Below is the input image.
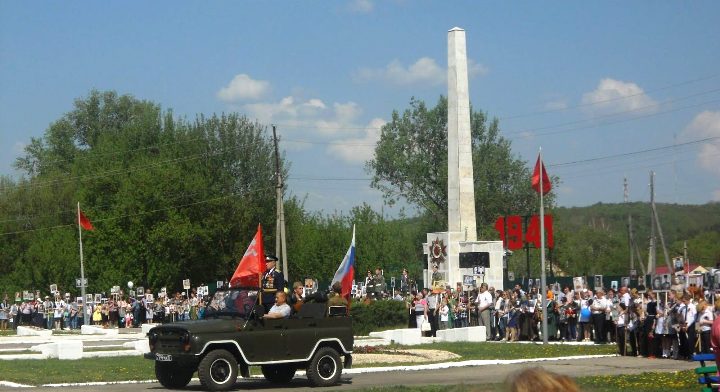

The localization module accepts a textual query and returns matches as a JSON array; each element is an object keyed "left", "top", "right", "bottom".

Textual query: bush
[{"left": 350, "top": 299, "right": 408, "bottom": 335}]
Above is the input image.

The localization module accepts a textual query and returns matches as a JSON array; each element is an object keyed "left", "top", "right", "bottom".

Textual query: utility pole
[
  {"left": 649, "top": 171, "right": 673, "bottom": 280},
  {"left": 625, "top": 178, "right": 634, "bottom": 272},
  {"left": 684, "top": 240, "right": 689, "bottom": 274},
  {"left": 272, "top": 125, "right": 289, "bottom": 281},
  {"left": 647, "top": 172, "right": 656, "bottom": 278}
]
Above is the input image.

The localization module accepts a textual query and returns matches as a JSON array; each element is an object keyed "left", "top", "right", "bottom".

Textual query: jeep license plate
[{"left": 156, "top": 353, "right": 173, "bottom": 362}]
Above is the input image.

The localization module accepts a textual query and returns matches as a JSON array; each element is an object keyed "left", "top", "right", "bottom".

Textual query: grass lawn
[{"left": 0, "top": 356, "right": 155, "bottom": 385}]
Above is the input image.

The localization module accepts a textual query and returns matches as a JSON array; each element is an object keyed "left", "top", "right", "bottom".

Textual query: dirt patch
[{"left": 352, "top": 349, "right": 461, "bottom": 365}]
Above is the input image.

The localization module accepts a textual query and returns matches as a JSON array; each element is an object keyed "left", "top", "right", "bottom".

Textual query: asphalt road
[{"left": 8, "top": 356, "right": 696, "bottom": 392}]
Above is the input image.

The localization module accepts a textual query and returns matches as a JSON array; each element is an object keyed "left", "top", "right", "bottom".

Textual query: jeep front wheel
[
  {"left": 155, "top": 361, "right": 193, "bottom": 389},
  {"left": 306, "top": 347, "right": 342, "bottom": 387},
  {"left": 198, "top": 349, "right": 238, "bottom": 391},
  {"left": 261, "top": 364, "right": 296, "bottom": 383}
]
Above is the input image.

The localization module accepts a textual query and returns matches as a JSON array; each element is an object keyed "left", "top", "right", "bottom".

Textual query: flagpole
[
  {"left": 77, "top": 202, "right": 89, "bottom": 324},
  {"left": 539, "top": 148, "right": 548, "bottom": 345}
]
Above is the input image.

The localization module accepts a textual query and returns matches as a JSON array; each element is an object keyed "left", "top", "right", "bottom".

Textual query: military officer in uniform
[
  {"left": 373, "top": 268, "right": 384, "bottom": 299},
  {"left": 262, "top": 255, "right": 285, "bottom": 313}
]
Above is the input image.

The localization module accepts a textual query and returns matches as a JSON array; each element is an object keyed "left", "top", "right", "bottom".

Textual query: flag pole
[
  {"left": 539, "top": 148, "right": 548, "bottom": 345},
  {"left": 77, "top": 202, "right": 89, "bottom": 324}
]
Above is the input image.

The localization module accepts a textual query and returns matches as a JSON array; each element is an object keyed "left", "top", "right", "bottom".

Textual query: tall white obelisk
[
  {"left": 424, "top": 28, "right": 504, "bottom": 296},
  {"left": 447, "top": 27, "right": 477, "bottom": 242}
]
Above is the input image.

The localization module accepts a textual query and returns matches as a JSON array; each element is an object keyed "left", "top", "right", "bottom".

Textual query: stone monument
[{"left": 423, "top": 28, "right": 504, "bottom": 291}]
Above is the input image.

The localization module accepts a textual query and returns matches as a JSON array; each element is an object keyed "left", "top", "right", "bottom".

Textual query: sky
[{"left": 1, "top": 1, "right": 719, "bottom": 217}]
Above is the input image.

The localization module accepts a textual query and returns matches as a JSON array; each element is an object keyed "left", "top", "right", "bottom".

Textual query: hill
[{"left": 533, "top": 202, "right": 720, "bottom": 276}]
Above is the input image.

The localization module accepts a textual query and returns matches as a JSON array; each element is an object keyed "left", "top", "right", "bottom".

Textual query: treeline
[
  {"left": 3, "top": 91, "right": 717, "bottom": 295},
  {"left": 0, "top": 91, "right": 432, "bottom": 295}
]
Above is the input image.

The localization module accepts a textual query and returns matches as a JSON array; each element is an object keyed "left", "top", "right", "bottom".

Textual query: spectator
[
  {"left": 546, "top": 290, "right": 558, "bottom": 341},
  {"left": 0, "top": 294, "right": 8, "bottom": 330},
  {"left": 495, "top": 291, "right": 508, "bottom": 341},
  {"left": 438, "top": 298, "right": 450, "bottom": 330},
  {"left": 591, "top": 290, "right": 609, "bottom": 344},
  {"left": 413, "top": 292, "right": 428, "bottom": 331},
  {"left": 697, "top": 299, "right": 714, "bottom": 354},
  {"left": 476, "top": 283, "right": 493, "bottom": 340}
]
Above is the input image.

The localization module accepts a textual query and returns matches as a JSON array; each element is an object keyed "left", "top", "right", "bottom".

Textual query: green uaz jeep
[{"left": 145, "top": 288, "right": 353, "bottom": 391}]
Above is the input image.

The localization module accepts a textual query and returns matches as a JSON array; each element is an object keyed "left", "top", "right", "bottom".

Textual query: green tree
[{"left": 366, "top": 96, "right": 553, "bottom": 236}]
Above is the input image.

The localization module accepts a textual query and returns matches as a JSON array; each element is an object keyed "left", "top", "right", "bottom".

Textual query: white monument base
[
  {"left": 17, "top": 326, "right": 52, "bottom": 337},
  {"left": 436, "top": 326, "right": 486, "bottom": 342},
  {"left": 30, "top": 341, "right": 83, "bottom": 359},
  {"left": 123, "top": 339, "right": 150, "bottom": 353},
  {"left": 369, "top": 329, "right": 424, "bottom": 346},
  {"left": 81, "top": 325, "right": 119, "bottom": 335},
  {"left": 141, "top": 323, "right": 159, "bottom": 334}
]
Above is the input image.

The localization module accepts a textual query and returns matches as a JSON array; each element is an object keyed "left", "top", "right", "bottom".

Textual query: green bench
[{"left": 694, "top": 353, "right": 718, "bottom": 392}]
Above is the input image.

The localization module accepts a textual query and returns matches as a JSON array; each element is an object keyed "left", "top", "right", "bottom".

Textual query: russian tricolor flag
[{"left": 331, "top": 225, "right": 355, "bottom": 300}]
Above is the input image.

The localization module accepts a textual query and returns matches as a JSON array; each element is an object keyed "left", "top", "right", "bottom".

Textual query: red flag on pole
[
  {"left": 531, "top": 154, "right": 552, "bottom": 195},
  {"left": 79, "top": 210, "right": 94, "bottom": 231},
  {"left": 230, "top": 224, "right": 266, "bottom": 288}
]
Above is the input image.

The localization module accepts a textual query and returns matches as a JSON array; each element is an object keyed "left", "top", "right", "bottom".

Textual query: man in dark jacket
[{"left": 262, "top": 255, "right": 285, "bottom": 312}]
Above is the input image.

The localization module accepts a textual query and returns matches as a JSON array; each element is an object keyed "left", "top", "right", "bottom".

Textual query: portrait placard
[
  {"left": 594, "top": 275, "right": 603, "bottom": 290},
  {"left": 621, "top": 277, "right": 630, "bottom": 288},
  {"left": 611, "top": 281, "right": 618, "bottom": 291},
  {"left": 86, "top": 294, "right": 94, "bottom": 304},
  {"left": 216, "top": 281, "right": 224, "bottom": 290},
  {"left": 94, "top": 294, "right": 102, "bottom": 303},
  {"left": 137, "top": 286, "right": 144, "bottom": 296},
  {"left": 129, "top": 290, "right": 136, "bottom": 298},
  {"left": 197, "top": 287, "right": 205, "bottom": 297},
  {"left": 183, "top": 279, "right": 191, "bottom": 290},
  {"left": 463, "top": 275, "right": 476, "bottom": 287},
  {"left": 76, "top": 296, "right": 83, "bottom": 305},
  {"left": 50, "top": 284, "right": 58, "bottom": 294},
  {"left": 573, "top": 277, "right": 585, "bottom": 293},
  {"left": 146, "top": 293, "right": 154, "bottom": 302},
  {"left": 508, "top": 271, "right": 515, "bottom": 281}
]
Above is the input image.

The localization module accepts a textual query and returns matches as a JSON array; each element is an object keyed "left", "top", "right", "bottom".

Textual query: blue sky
[{"left": 2, "top": 1, "right": 719, "bottom": 216}]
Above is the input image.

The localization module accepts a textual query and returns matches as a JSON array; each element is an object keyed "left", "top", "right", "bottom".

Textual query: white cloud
[
  {"left": 326, "top": 118, "right": 385, "bottom": 164},
  {"left": 354, "top": 57, "right": 488, "bottom": 86},
  {"left": 217, "top": 74, "right": 270, "bottom": 102},
  {"left": 681, "top": 110, "right": 720, "bottom": 175},
  {"left": 467, "top": 59, "right": 490, "bottom": 78},
  {"left": 713, "top": 189, "right": 720, "bottom": 201},
  {"left": 348, "top": 0, "right": 373, "bottom": 13},
  {"left": 581, "top": 78, "right": 657, "bottom": 117}
]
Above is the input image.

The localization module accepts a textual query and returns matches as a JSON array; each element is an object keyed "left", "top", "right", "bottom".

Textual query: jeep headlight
[{"left": 180, "top": 331, "right": 191, "bottom": 352}]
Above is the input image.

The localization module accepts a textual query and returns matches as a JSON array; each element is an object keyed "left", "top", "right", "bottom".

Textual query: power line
[
  {"left": 548, "top": 136, "right": 720, "bottom": 168},
  {"left": 498, "top": 72, "right": 720, "bottom": 120},
  {"left": 505, "top": 88, "right": 720, "bottom": 137}
]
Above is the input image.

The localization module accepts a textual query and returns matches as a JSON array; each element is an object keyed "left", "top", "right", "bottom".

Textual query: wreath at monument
[{"left": 429, "top": 237, "right": 447, "bottom": 263}]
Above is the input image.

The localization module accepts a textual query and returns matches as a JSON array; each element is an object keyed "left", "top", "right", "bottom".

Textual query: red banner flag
[
  {"left": 79, "top": 210, "right": 94, "bottom": 231},
  {"left": 531, "top": 155, "right": 552, "bottom": 195},
  {"left": 230, "top": 224, "right": 266, "bottom": 288}
]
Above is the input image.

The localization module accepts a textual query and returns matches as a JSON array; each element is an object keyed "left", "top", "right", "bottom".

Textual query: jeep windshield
[{"left": 204, "top": 288, "right": 259, "bottom": 319}]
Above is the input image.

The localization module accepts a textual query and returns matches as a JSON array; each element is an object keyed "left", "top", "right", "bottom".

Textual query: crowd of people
[
  {"left": 0, "top": 256, "right": 347, "bottom": 330},
  {"left": 3, "top": 259, "right": 715, "bottom": 364},
  {"left": 0, "top": 289, "right": 219, "bottom": 331},
  {"left": 395, "top": 278, "right": 715, "bottom": 360}
]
